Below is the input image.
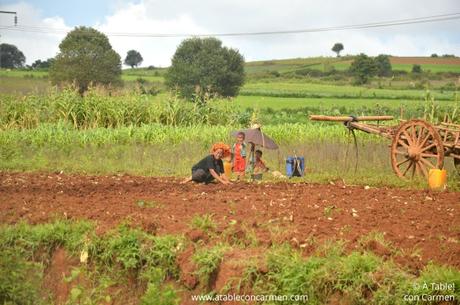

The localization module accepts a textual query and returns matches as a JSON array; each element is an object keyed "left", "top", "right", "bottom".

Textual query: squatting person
[{"left": 182, "top": 143, "right": 232, "bottom": 185}]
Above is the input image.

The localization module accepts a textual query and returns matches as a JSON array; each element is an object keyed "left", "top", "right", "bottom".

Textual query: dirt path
[{"left": 1, "top": 172, "right": 459, "bottom": 268}]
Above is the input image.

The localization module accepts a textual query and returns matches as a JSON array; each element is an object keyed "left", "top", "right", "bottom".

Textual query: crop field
[
  {"left": 1, "top": 56, "right": 459, "bottom": 304},
  {"left": 246, "top": 56, "right": 460, "bottom": 74}
]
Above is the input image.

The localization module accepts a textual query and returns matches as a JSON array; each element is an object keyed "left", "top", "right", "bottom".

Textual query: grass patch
[
  {"left": 190, "top": 214, "right": 217, "bottom": 232},
  {"left": 193, "top": 244, "right": 229, "bottom": 288},
  {"left": 1, "top": 220, "right": 459, "bottom": 304}
]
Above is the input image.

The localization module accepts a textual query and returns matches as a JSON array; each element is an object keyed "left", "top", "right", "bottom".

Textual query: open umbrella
[{"left": 231, "top": 124, "right": 279, "bottom": 149}]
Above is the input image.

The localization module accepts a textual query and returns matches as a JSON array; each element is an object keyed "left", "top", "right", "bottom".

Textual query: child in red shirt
[{"left": 232, "top": 132, "right": 247, "bottom": 180}]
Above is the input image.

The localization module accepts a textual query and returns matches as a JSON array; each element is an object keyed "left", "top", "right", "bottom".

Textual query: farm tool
[{"left": 310, "top": 115, "right": 460, "bottom": 179}]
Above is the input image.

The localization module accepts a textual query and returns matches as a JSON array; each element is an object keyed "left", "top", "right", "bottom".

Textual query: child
[
  {"left": 251, "top": 149, "right": 269, "bottom": 180},
  {"left": 232, "top": 132, "right": 247, "bottom": 180}
]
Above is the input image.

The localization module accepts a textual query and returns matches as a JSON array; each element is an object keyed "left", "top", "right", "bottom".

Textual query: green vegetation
[
  {"left": 0, "top": 88, "right": 248, "bottom": 129},
  {"left": 349, "top": 53, "right": 379, "bottom": 84},
  {"left": 0, "top": 220, "right": 93, "bottom": 304},
  {"left": 0, "top": 221, "right": 183, "bottom": 304},
  {"left": 193, "top": 244, "right": 228, "bottom": 288},
  {"left": 166, "top": 37, "right": 245, "bottom": 100},
  {"left": 50, "top": 26, "right": 122, "bottom": 93},
  {"left": 190, "top": 214, "right": 217, "bottom": 232},
  {"left": 4, "top": 220, "right": 459, "bottom": 304},
  {"left": 331, "top": 43, "right": 344, "bottom": 57},
  {"left": 1, "top": 55, "right": 459, "bottom": 189},
  {"left": 0, "top": 43, "right": 25, "bottom": 68},
  {"left": 124, "top": 49, "right": 144, "bottom": 68},
  {"left": 246, "top": 238, "right": 460, "bottom": 305},
  {"left": 240, "top": 81, "right": 458, "bottom": 101}
]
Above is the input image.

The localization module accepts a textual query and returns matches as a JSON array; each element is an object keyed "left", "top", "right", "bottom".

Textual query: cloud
[
  {"left": 1, "top": 0, "right": 459, "bottom": 66},
  {"left": 0, "top": 2, "right": 71, "bottom": 64},
  {"left": 95, "top": 1, "right": 209, "bottom": 67}
]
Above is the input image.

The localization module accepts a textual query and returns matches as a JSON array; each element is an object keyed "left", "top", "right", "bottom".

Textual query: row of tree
[
  {"left": 1, "top": 27, "right": 245, "bottom": 99},
  {"left": 0, "top": 27, "right": 449, "bottom": 99},
  {"left": 0, "top": 43, "right": 143, "bottom": 69}
]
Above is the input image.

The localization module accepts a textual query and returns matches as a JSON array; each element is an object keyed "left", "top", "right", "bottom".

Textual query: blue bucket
[{"left": 286, "top": 156, "right": 305, "bottom": 177}]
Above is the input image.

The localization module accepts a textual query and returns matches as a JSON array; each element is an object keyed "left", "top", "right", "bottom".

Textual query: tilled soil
[{"left": 1, "top": 172, "right": 459, "bottom": 269}]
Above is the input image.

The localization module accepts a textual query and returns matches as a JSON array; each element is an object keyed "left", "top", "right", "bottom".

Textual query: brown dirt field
[
  {"left": 1, "top": 172, "right": 459, "bottom": 270},
  {"left": 389, "top": 56, "right": 460, "bottom": 65}
]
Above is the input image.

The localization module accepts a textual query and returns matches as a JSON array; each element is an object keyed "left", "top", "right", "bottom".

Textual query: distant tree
[
  {"left": 0, "top": 43, "right": 25, "bottom": 68},
  {"left": 442, "top": 54, "right": 455, "bottom": 58},
  {"left": 349, "top": 53, "right": 377, "bottom": 84},
  {"left": 50, "top": 26, "right": 122, "bottom": 93},
  {"left": 431, "top": 53, "right": 438, "bottom": 58},
  {"left": 31, "top": 58, "right": 54, "bottom": 69},
  {"left": 332, "top": 43, "right": 344, "bottom": 57},
  {"left": 124, "top": 50, "right": 143, "bottom": 68},
  {"left": 411, "top": 64, "right": 422, "bottom": 73},
  {"left": 165, "top": 37, "right": 245, "bottom": 101},
  {"left": 374, "top": 54, "right": 392, "bottom": 77}
]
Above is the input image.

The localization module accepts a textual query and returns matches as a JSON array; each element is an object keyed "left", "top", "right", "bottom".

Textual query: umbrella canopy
[{"left": 231, "top": 126, "right": 279, "bottom": 150}]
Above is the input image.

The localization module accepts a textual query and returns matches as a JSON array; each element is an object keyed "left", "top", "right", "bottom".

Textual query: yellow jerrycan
[{"left": 428, "top": 169, "right": 447, "bottom": 191}]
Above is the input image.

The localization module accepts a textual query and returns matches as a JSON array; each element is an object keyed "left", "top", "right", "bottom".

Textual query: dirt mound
[{"left": 1, "top": 172, "right": 459, "bottom": 269}]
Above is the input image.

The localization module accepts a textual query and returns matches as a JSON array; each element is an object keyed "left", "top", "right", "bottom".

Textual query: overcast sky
[{"left": 1, "top": 0, "right": 459, "bottom": 67}]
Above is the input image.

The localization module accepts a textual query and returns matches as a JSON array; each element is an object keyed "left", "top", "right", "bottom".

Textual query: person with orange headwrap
[{"left": 181, "top": 143, "right": 232, "bottom": 185}]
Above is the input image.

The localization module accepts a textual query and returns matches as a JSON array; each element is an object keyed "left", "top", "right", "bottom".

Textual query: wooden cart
[{"left": 310, "top": 115, "right": 460, "bottom": 179}]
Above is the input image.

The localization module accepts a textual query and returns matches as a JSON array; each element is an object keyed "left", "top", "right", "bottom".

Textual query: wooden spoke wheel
[{"left": 391, "top": 119, "right": 444, "bottom": 179}]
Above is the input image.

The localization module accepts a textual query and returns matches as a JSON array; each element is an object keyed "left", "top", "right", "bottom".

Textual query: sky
[{"left": 0, "top": 0, "right": 459, "bottom": 67}]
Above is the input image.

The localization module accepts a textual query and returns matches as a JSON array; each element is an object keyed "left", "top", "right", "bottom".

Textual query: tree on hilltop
[{"left": 332, "top": 43, "right": 344, "bottom": 57}]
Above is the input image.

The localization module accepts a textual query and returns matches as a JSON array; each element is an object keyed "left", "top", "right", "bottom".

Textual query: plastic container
[
  {"left": 286, "top": 156, "right": 305, "bottom": 177},
  {"left": 223, "top": 160, "right": 232, "bottom": 178},
  {"left": 428, "top": 169, "right": 447, "bottom": 191}
]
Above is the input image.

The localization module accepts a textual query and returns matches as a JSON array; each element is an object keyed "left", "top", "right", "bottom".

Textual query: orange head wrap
[{"left": 211, "top": 142, "right": 231, "bottom": 157}]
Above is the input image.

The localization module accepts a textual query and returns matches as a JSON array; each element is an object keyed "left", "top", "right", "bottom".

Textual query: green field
[
  {"left": 241, "top": 81, "right": 457, "bottom": 100},
  {"left": 1, "top": 55, "right": 459, "bottom": 187},
  {"left": 330, "top": 62, "right": 460, "bottom": 73},
  {"left": 245, "top": 56, "right": 460, "bottom": 74}
]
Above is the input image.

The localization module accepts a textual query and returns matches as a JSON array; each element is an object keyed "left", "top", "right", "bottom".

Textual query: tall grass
[{"left": 0, "top": 86, "right": 249, "bottom": 129}]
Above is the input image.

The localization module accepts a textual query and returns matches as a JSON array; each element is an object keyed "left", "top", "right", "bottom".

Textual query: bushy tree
[
  {"left": 165, "top": 37, "right": 245, "bottom": 100},
  {"left": 374, "top": 54, "right": 392, "bottom": 77},
  {"left": 0, "top": 43, "right": 25, "bottom": 68},
  {"left": 31, "top": 58, "right": 54, "bottom": 69},
  {"left": 349, "top": 53, "right": 377, "bottom": 84},
  {"left": 124, "top": 50, "right": 143, "bottom": 68},
  {"left": 332, "top": 43, "right": 344, "bottom": 57},
  {"left": 412, "top": 64, "right": 422, "bottom": 73},
  {"left": 50, "top": 26, "right": 122, "bottom": 93}
]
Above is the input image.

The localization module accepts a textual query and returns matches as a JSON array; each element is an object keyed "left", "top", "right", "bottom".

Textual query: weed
[
  {"left": 190, "top": 214, "right": 217, "bottom": 232},
  {"left": 192, "top": 244, "right": 229, "bottom": 288}
]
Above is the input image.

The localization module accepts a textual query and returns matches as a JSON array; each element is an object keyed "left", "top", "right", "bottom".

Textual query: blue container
[{"left": 286, "top": 156, "right": 305, "bottom": 177}]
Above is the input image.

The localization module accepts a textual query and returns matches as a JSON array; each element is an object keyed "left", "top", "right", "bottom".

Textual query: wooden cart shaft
[{"left": 309, "top": 115, "right": 394, "bottom": 122}]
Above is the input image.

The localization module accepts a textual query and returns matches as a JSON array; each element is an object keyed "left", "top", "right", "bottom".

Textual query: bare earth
[{"left": 1, "top": 172, "right": 459, "bottom": 270}]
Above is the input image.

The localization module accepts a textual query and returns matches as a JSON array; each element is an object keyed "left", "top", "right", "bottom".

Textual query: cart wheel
[{"left": 391, "top": 119, "right": 444, "bottom": 179}]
